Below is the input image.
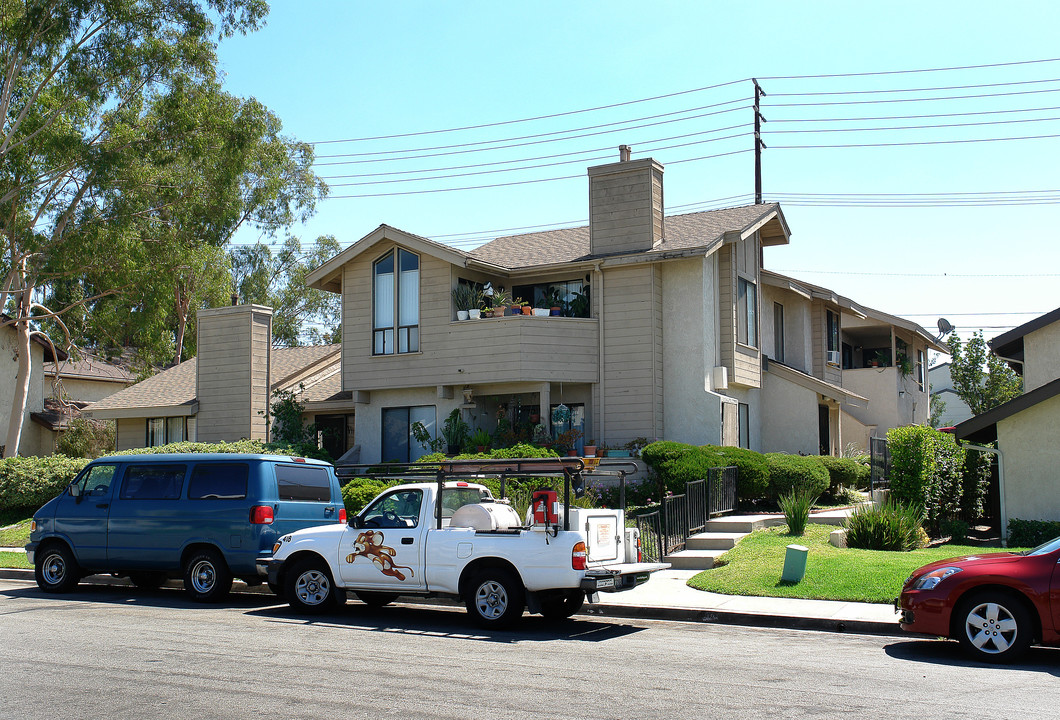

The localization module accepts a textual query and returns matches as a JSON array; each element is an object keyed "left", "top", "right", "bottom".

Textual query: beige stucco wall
[
  {"left": 843, "top": 367, "right": 900, "bottom": 432},
  {"left": 661, "top": 255, "right": 729, "bottom": 446},
  {"left": 760, "top": 284, "right": 812, "bottom": 374},
  {"left": 998, "top": 392, "right": 1060, "bottom": 523},
  {"left": 0, "top": 327, "right": 46, "bottom": 456},
  {"left": 1023, "top": 322, "right": 1060, "bottom": 392},
  {"left": 760, "top": 372, "right": 820, "bottom": 455},
  {"left": 839, "top": 409, "right": 876, "bottom": 454}
]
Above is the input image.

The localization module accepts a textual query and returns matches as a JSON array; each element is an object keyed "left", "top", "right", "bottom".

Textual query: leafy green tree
[
  {"left": 0, "top": 1, "right": 271, "bottom": 455},
  {"left": 231, "top": 235, "right": 342, "bottom": 345},
  {"left": 947, "top": 330, "right": 1023, "bottom": 416},
  {"left": 928, "top": 386, "right": 947, "bottom": 428}
]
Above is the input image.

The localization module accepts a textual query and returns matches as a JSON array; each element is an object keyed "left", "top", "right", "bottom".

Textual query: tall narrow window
[
  {"left": 737, "top": 277, "right": 757, "bottom": 347},
  {"left": 738, "top": 403, "right": 750, "bottom": 449},
  {"left": 773, "top": 302, "right": 784, "bottom": 362},
  {"left": 826, "top": 310, "right": 839, "bottom": 353},
  {"left": 373, "top": 249, "right": 419, "bottom": 355},
  {"left": 916, "top": 349, "right": 925, "bottom": 390}
]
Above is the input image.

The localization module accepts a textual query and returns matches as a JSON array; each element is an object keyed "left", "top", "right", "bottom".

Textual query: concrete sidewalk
[{"left": 0, "top": 556, "right": 901, "bottom": 637}]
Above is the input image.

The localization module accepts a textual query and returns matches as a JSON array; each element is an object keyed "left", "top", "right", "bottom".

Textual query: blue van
[{"left": 25, "top": 454, "right": 345, "bottom": 601}]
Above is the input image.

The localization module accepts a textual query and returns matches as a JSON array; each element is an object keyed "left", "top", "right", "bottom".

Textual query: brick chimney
[
  {"left": 195, "top": 304, "right": 273, "bottom": 443},
  {"left": 587, "top": 146, "right": 664, "bottom": 256}
]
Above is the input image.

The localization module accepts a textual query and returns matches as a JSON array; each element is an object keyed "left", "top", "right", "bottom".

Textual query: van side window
[
  {"left": 275, "top": 464, "right": 331, "bottom": 502},
  {"left": 74, "top": 464, "right": 118, "bottom": 498},
  {"left": 120, "top": 465, "right": 186, "bottom": 500},
  {"left": 188, "top": 463, "right": 250, "bottom": 500}
]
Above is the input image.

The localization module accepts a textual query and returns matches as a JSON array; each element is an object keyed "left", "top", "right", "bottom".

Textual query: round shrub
[
  {"left": 640, "top": 441, "right": 713, "bottom": 495},
  {"left": 703, "top": 445, "right": 770, "bottom": 500},
  {"left": 765, "top": 453, "right": 829, "bottom": 499},
  {"left": 818, "top": 456, "right": 861, "bottom": 495},
  {"left": 341, "top": 478, "right": 399, "bottom": 515}
]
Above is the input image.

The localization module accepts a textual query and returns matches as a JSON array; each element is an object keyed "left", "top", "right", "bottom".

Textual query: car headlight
[{"left": 912, "top": 566, "right": 962, "bottom": 590}]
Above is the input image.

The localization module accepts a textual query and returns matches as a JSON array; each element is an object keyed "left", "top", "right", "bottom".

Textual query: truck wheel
[
  {"left": 286, "top": 558, "right": 339, "bottom": 614},
  {"left": 35, "top": 544, "right": 80, "bottom": 593},
  {"left": 541, "top": 590, "right": 585, "bottom": 620},
  {"left": 356, "top": 591, "right": 398, "bottom": 608},
  {"left": 183, "top": 549, "right": 233, "bottom": 602},
  {"left": 466, "top": 568, "right": 525, "bottom": 629},
  {"left": 268, "top": 580, "right": 283, "bottom": 598}
]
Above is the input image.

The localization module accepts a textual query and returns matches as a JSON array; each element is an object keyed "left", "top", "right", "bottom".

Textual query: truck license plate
[{"left": 596, "top": 577, "right": 615, "bottom": 589}]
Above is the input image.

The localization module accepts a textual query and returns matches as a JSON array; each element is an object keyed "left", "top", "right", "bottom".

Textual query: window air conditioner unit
[{"left": 826, "top": 350, "right": 841, "bottom": 367}]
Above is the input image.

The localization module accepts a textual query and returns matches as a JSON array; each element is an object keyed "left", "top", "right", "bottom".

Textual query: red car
[{"left": 897, "top": 536, "right": 1060, "bottom": 662}]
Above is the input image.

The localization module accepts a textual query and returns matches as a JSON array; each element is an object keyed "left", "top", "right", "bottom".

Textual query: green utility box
[{"left": 781, "top": 544, "right": 809, "bottom": 583}]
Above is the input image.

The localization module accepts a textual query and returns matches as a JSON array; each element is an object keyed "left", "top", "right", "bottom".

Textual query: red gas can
[{"left": 531, "top": 489, "right": 558, "bottom": 525}]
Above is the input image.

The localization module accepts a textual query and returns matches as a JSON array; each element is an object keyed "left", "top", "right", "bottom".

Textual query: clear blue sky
[{"left": 215, "top": 1, "right": 1060, "bottom": 356}]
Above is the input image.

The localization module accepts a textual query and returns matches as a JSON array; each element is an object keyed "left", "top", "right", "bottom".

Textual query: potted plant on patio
[{"left": 451, "top": 284, "right": 481, "bottom": 321}]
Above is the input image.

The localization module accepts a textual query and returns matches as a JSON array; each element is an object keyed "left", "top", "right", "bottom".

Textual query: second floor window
[
  {"left": 826, "top": 310, "right": 839, "bottom": 353},
  {"left": 737, "top": 277, "right": 757, "bottom": 347},
  {"left": 374, "top": 248, "right": 419, "bottom": 355}
]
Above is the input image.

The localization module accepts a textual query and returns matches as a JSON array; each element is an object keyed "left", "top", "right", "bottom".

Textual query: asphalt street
[{"left": 2, "top": 578, "right": 1058, "bottom": 720}]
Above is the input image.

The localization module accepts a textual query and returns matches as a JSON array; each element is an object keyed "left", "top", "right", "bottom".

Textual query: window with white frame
[
  {"left": 373, "top": 248, "right": 419, "bottom": 355},
  {"left": 146, "top": 417, "right": 186, "bottom": 447},
  {"left": 737, "top": 277, "right": 757, "bottom": 347}
]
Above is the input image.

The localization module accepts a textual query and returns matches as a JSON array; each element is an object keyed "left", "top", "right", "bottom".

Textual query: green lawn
[
  {"left": 0, "top": 518, "right": 32, "bottom": 548},
  {"left": 0, "top": 551, "right": 31, "bottom": 569},
  {"left": 688, "top": 524, "right": 1016, "bottom": 604}
]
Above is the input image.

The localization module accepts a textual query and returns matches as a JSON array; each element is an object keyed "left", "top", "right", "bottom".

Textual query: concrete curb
[{"left": 0, "top": 568, "right": 902, "bottom": 637}]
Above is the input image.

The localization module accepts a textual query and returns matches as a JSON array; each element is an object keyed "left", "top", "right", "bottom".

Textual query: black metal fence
[
  {"left": 635, "top": 466, "right": 737, "bottom": 562},
  {"left": 870, "top": 436, "right": 890, "bottom": 492}
]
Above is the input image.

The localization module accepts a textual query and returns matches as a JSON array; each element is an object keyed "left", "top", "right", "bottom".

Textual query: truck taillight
[
  {"left": 572, "top": 541, "right": 587, "bottom": 571},
  {"left": 339, "top": 508, "right": 347, "bottom": 523},
  {"left": 250, "top": 505, "right": 274, "bottom": 524},
  {"left": 637, "top": 534, "right": 642, "bottom": 563}
]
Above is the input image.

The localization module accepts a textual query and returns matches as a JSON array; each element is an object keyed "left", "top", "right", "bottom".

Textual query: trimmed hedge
[
  {"left": 1007, "top": 518, "right": 1060, "bottom": 548},
  {"left": 341, "top": 478, "right": 401, "bottom": 515},
  {"left": 108, "top": 439, "right": 313, "bottom": 457},
  {"left": 703, "top": 446, "right": 771, "bottom": 500},
  {"left": 0, "top": 456, "right": 90, "bottom": 513},
  {"left": 764, "top": 453, "right": 829, "bottom": 498}
]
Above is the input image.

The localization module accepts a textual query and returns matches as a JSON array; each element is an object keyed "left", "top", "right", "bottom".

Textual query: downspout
[
  {"left": 595, "top": 263, "right": 604, "bottom": 443},
  {"left": 961, "top": 442, "right": 1007, "bottom": 547}
]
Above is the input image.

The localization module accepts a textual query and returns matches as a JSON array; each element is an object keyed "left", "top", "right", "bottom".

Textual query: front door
[
  {"left": 818, "top": 404, "right": 831, "bottom": 456},
  {"left": 53, "top": 463, "right": 119, "bottom": 570},
  {"left": 338, "top": 488, "right": 426, "bottom": 591}
]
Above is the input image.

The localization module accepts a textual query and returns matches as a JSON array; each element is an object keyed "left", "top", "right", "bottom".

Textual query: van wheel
[
  {"left": 465, "top": 568, "right": 525, "bottom": 629},
  {"left": 286, "top": 558, "right": 339, "bottom": 614},
  {"left": 129, "top": 571, "right": 166, "bottom": 590},
  {"left": 183, "top": 549, "right": 232, "bottom": 602},
  {"left": 356, "top": 591, "right": 398, "bottom": 608},
  {"left": 35, "top": 544, "right": 80, "bottom": 593},
  {"left": 541, "top": 590, "right": 585, "bottom": 620}
]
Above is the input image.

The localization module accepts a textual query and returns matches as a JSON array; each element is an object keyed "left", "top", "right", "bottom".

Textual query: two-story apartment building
[
  {"left": 301, "top": 152, "right": 942, "bottom": 463},
  {"left": 955, "top": 306, "right": 1060, "bottom": 528}
]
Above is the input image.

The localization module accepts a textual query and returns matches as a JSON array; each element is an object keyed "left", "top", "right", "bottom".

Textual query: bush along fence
[{"left": 635, "top": 466, "right": 737, "bottom": 562}]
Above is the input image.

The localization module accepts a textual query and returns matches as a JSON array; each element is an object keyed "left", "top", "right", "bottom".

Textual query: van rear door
[{"left": 272, "top": 463, "right": 342, "bottom": 537}]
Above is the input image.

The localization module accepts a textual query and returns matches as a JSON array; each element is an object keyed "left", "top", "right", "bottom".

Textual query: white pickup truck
[{"left": 262, "top": 459, "right": 668, "bottom": 628}]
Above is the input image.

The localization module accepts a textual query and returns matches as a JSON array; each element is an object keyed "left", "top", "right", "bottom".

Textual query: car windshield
[{"left": 1025, "top": 536, "right": 1060, "bottom": 556}]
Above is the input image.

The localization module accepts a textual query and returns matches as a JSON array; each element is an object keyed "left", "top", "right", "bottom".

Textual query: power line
[
  {"left": 771, "top": 132, "right": 1060, "bottom": 150},
  {"left": 769, "top": 86, "right": 1060, "bottom": 107},
  {"left": 766, "top": 115, "right": 1060, "bottom": 135},
  {"left": 757, "top": 57, "right": 1060, "bottom": 80},
  {"left": 309, "top": 79, "right": 749, "bottom": 145},
  {"left": 773, "top": 270, "right": 1060, "bottom": 278},
  {"left": 768, "top": 104, "right": 1060, "bottom": 123},
  {"left": 768, "top": 77, "right": 1060, "bottom": 97}
]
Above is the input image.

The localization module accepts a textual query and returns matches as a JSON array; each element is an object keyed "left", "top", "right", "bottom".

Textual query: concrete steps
[{"left": 661, "top": 508, "right": 857, "bottom": 570}]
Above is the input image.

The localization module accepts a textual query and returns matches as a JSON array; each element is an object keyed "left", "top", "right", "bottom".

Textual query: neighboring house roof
[
  {"left": 44, "top": 355, "right": 136, "bottom": 384},
  {"left": 307, "top": 204, "right": 790, "bottom": 291},
  {"left": 764, "top": 357, "right": 868, "bottom": 406},
  {"left": 954, "top": 376, "right": 1060, "bottom": 444},
  {"left": 31, "top": 398, "right": 91, "bottom": 432},
  {"left": 87, "top": 345, "right": 340, "bottom": 419},
  {"left": 761, "top": 269, "right": 947, "bottom": 353},
  {"left": 989, "top": 305, "right": 1060, "bottom": 371}
]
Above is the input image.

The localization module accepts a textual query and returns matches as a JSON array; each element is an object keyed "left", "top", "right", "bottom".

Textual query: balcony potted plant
[
  {"left": 545, "top": 287, "right": 564, "bottom": 316},
  {"left": 451, "top": 284, "right": 481, "bottom": 321},
  {"left": 488, "top": 289, "right": 513, "bottom": 318}
]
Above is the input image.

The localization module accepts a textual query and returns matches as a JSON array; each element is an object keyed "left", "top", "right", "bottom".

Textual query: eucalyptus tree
[{"left": 0, "top": 0, "right": 283, "bottom": 456}]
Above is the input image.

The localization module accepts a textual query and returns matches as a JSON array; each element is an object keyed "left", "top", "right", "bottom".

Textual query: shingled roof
[
  {"left": 469, "top": 203, "right": 784, "bottom": 269},
  {"left": 88, "top": 345, "right": 340, "bottom": 416}
]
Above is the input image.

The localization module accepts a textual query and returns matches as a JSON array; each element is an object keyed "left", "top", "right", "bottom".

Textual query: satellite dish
[{"left": 937, "top": 318, "right": 954, "bottom": 336}]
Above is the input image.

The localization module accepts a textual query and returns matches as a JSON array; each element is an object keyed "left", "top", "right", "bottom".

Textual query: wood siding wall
[
  {"left": 116, "top": 418, "right": 141, "bottom": 451},
  {"left": 811, "top": 301, "right": 842, "bottom": 385},
  {"left": 341, "top": 242, "right": 599, "bottom": 392},
  {"left": 195, "top": 306, "right": 271, "bottom": 442},
  {"left": 588, "top": 160, "right": 663, "bottom": 255},
  {"left": 599, "top": 264, "right": 662, "bottom": 441},
  {"left": 719, "top": 236, "right": 762, "bottom": 388}
]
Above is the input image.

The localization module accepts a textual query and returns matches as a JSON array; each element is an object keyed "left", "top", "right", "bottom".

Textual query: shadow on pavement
[
  {"left": 1, "top": 581, "right": 647, "bottom": 643},
  {"left": 884, "top": 639, "right": 1060, "bottom": 675}
]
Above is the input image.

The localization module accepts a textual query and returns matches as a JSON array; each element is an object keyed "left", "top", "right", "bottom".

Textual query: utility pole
[{"left": 753, "top": 78, "right": 766, "bottom": 204}]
